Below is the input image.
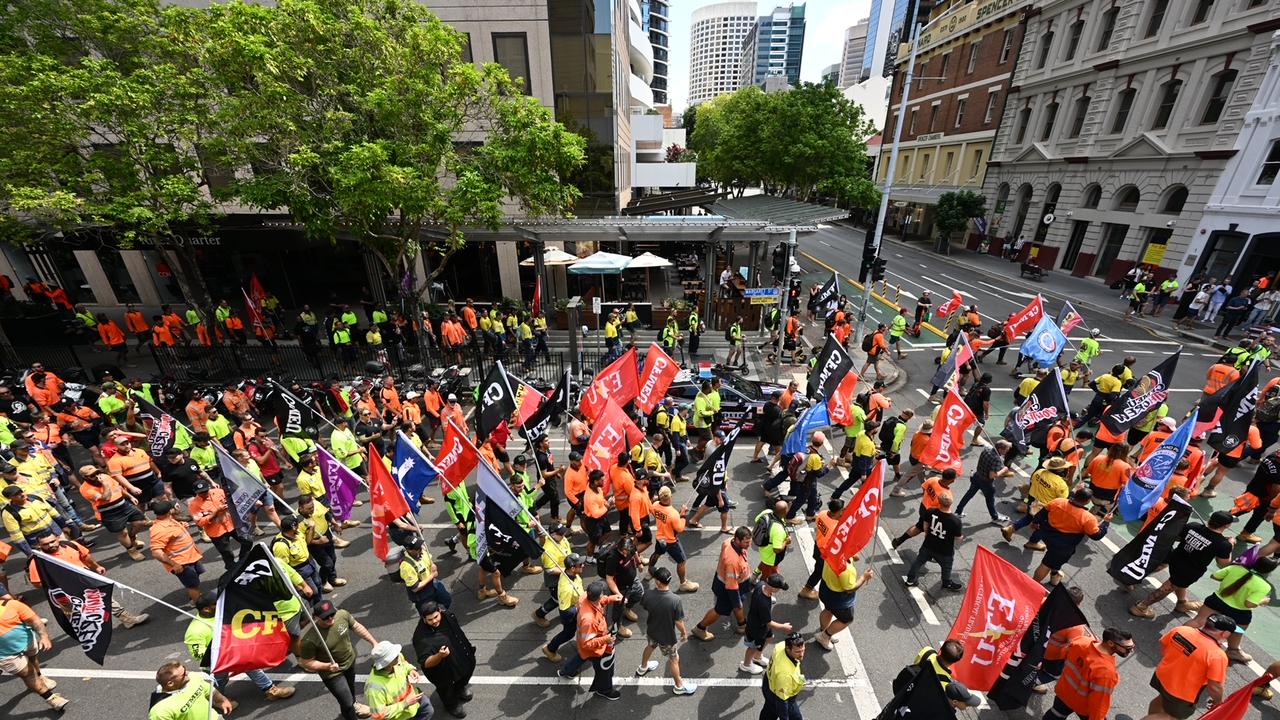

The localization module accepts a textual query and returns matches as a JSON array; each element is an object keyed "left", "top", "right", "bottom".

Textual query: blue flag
[
  {"left": 392, "top": 431, "right": 439, "bottom": 509},
  {"left": 1117, "top": 414, "right": 1195, "bottom": 522},
  {"left": 1018, "top": 316, "right": 1068, "bottom": 368},
  {"left": 783, "top": 401, "right": 830, "bottom": 456}
]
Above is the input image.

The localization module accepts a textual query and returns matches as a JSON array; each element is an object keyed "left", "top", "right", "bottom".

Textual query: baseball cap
[
  {"left": 404, "top": 534, "right": 423, "bottom": 549},
  {"left": 513, "top": 455, "right": 528, "bottom": 466},
  {"left": 280, "top": 515, "right": 301, "bottom": 531},
  {"left": 314, "top": 600, "right": 338, "bottom": 620},
  {"left": 1, "top": 485, "right": 22, "bottom": 499},
  {"left": 564, "top": 553, "right": 586, "bottom": 567},
  {"left": 1209, "top": 510, "right": 1236, "bottom": 527},
  {"left": 8, "top": 440, "right": 28, "bottom": 451},
  {"left": 568, "top": 451, "right": 583, "bottom": 462},
  {"left": 766, "top": 575, "right": 789, "bottom": 590},
  {"left": 150, "top": 499, "right": 175, "bottom": 515},
  {"left": 549, "top": 523, "right": 569, "bottom": 536},
  {"left": 946, "top": 681, "right": 981, "bottom": 708},
  {"left": 652, "top": 566, "right": 673, "bottom": 584},
  {"left": 446, "top": 393, "right": 458, "bottom": 402},
  {"left": 192, "top": 479, "right": 210, "bottom": 493}
]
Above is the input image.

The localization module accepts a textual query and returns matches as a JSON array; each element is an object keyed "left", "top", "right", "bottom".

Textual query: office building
[
  {"left": 688, "top": 1, "right": 757, "bottom": 106},
  {"left": 643, "top": 0, "right": 671, "bottom": 105},
  {"left": 821, "top": 63, "right": 841, "bottom": 85},
  {"left": 839, "top": 18, "right": 869, "bottom": 87},
  {"left": 739, "top": 4, "right": 807, "bottom": 89}
]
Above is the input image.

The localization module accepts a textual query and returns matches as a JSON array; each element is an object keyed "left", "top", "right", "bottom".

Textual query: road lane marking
[{"left": 978, "top": 281, "right": 1036, "bottom": 299}]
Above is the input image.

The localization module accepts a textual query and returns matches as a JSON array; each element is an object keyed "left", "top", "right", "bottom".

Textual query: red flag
[
  {"left": 948, "top": 546, "right": 1047, "bottom": 691},
  {"left": 820, "top": 460, "right": 883, "bottom": 571},
  {"left": 1004, "top": 294, "right": 1045, "bottom": 341},
  {"left": 584, "top": 399, "right": 644, "bottom": 473},
  {"left": 919, "top": 387, "right": 976, "bottom": 472},
  {"left": 935, "top": 290, "right": 964, "bottom": 318},
  {"left": 513, "top": 379, "right": 545, "bottom": 427},
  {"left": 368, "top": 447, "right": 412, "bottom": 562},
  {"left": 242, "top": 287, "right": 266, "bottom": 334},
  {"left": 1199, "top": 674, "right": 1274, "bottom": 720},
  {"left": 434, "top": 420, "right": 479, "bottom": 496},
  {"left": 579, "top": 347, "right": 640, "bottom": 420},
  {"left": 826, "top": 371, "right": 861, "bottom": 426},
  {"left": 249, "top": 273, "right": 268, "bottom": 307},
  {"left": 211, "top": 543, "right": 296, "bottom": 675},
  {"left": 531, "top": 275, "right": 542, "bottom": 318},
  {"left": 635, "top": 343, "right": 681, "bottom": 414}
]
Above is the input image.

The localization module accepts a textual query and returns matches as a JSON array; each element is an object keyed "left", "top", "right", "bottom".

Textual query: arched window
[
  {"left": 1113, "top": 185, "right": 1141, "bottom": 211},
  {"left": 1152, "top": 79, "right": 1182, "bottom": 130},
  {"left": 1159, "top": 185, "right": 1189, "bottom": 214},
  {"left": 1081, "top": 183, "right": 1102, "bottom": 209}
]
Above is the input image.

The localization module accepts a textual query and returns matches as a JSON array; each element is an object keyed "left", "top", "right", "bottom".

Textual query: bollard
[{"left": 895, "top": 285, "right": 902, "bottom": 305}]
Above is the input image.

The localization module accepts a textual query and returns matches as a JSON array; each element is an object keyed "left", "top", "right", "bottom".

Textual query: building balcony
[
  {"left": 630, "top": 111, "right": 664, "bottom": 143},
  {"left": 629, "top": 72, "right": 655, "bottom": 110},
  {"left": 633, "top": 161, "right": 697, "bottom": 188},
  {"left": 629, "top": 19, "right": 655, "bottom": 82}
]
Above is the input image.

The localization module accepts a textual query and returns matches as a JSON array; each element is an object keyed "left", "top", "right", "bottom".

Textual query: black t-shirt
[
  {"left": 1245, "top": 455, "right": 1280, "bottom": 497},
  {"left": 1170, "top": 523, "right": 1232, "bottom": 573},
  {"left": 605, "top": 548, "right": 639, "bottom": 589},
  {"left": 3, "top": 393, "right": 36, "bottom": 424},
  {"left": 964, "top": 384, "right": 991, "bottom": 416},
  {"left": 919, "top": 509, "right": 963, "bottom": 556},
  {"left": 745, "top": 582, "right": 775, "bottom": 640},
  {"left": 162, "top": 458, "right": 202, "bottom": 499}
]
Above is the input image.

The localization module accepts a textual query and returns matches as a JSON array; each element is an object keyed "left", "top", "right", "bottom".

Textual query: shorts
[
  {"left": 131, "top": 475, "right": 164, "bottom": 505},
  {"left": 1091, "top": 435, "right": 1115, "bottom": 450},
  {"left": 1129, "top": 299, "right": 1143, "bottom": 311},
  {"left": 908, "top": 455, "right": 920, "bottom": 467},
  {"left": 1126, "top": 428, "right": 1149, "bottom": 446},
  {"left": 712, "top": 577, "right": 744, "bottom": 615},
  {"left": 885, "top": 452, "right": 901, "bottom": 467},
  {"left": 567, "top": 497, "right": 584, "bottom": 515},
  {"left": 99, "top": 500, "right": 145, "bottom": 533},
  {"left": 889, "top": 335, "right": 902, "bottom": 346},
  {"left": 1218, "top": 455, "right": 1241, "bottom": 469},
  {"left": 0, "top": 645, "right": 37, "bottom": 675},
  {"left": 632, "top": 521, "right": 653, "bottom": 545},
  {"left": 584, "top": 515, "right": 610, "bottom": 544},
  {"left": 693, "top": 426, "right": 712, "bottom": 441},
  {"left": 285, "top": 612, "right": 303, "bottom": 637},
  {"left": 1168, "top": 562, "right": 1205, "bottom": 590},
  {"left": 175, "top": 562, "right": 206, "bottom": 589},
  {"left": 264, "top": 472, "right": 285, "bottom": 486},
  {"left": 1149, "top": 674, "right": 1197, "bottom": 720},
  {"left": 1205, "top": 593, "right": 1253, "bottom": 627},
  {"left": 1088, "top": 485, "right": 1118, "bottom": 502},
  {"left": 646, "top": 640, "right": 679, "bottom": 658},
  {"left": 743, "top": 633, "right": 768, "bottom": 651},
  {"left": 654, "top": 539, "right": 687, "bottom": 565},
  {"left": 1041, "top": 544, "right": 1075, "bottom": 572},
  {"left": 818, "top": 584, "right": 855, "bottom": 624}
]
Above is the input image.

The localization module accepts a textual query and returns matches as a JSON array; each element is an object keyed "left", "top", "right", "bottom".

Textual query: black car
[{"left": 664, "top": 366, "right": 807, "bottom": 434}]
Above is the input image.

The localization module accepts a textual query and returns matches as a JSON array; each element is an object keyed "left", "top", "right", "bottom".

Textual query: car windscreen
[{"left": 719, "top": 373, "right": 761, "bottom": 400}]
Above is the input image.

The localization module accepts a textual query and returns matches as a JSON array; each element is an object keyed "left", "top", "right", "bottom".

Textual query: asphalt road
[{"left": 3, "top": 226, "right": 1279, "bottom": 720}]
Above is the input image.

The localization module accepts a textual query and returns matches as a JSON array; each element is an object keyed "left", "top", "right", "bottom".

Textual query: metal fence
[{"left": 1, "top": 344, "right": 91, "bottom": 381}]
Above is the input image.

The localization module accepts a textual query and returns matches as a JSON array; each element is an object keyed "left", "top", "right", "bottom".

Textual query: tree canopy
[
  {"left": 934, "top": 190, "right": 987, "bottom": 254},
  {"left": 688, "top": 83, "right": 880, "bottom": 207}
]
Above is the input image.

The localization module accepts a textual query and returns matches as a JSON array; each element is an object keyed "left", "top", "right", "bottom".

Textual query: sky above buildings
[{"left": 666, "top": 0, "right": 872, "bottom": 111}]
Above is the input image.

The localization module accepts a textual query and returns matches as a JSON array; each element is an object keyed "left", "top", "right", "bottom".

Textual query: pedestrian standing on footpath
[{"left": 635, "top": 566, "right": 696, "bottom": 695}]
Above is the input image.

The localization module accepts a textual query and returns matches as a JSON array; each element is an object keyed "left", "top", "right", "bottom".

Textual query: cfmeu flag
[
  {"left": 316, "top": 447, "right": 360, "bottom": 522},
  {"left": 820, "top": 460, "right": 883, "bottom": 571},
  {"left": 135, "top": 398, "right": 192, "bottom": 458},
  {"left": 435, "top": 420, "right": 479, "bottom": 496},
  {"left": 1018, "top": 315, "right": 1068, "bottom": 367},
  {"left": 826, "top": 371, "right": 862, "bottom": 426},
  {"left": 947, "top": 546, "right": 1046, "bottom": 691},
  {"left": 1102, "top": 351, "right": 1181, "bottom": 435},
  {"left": 211, "top": 543, "right": 296, "bottom": 675},
  {"left": 1004, "top": 294, "right": 1045, "bottom": 341},
  {"left": 369, "top": 446, "right": 412, "bottom": 562},
  {"left": 783, "top": 401, "right": 831, "bottom": 456},
  {"left": 807, "top": 335, "right": 854, "bottom": 400},
  {"left": 1208, "top": 361, "right": 1260, "bottom": 454},
  {"left": 475, "top": 363, "right": 517, "bottom": 443},
  {"left": 635, "top": 343, "right": 681, "bottom": 414},
  {"left": 1055, "top": 301, "right": 1084, "bottom": 335},
  {"left": 33, "top": 552, "right": 115, "bottom": 664},
  {"left": 394, "top": 431, "right": 439, "bottom": 509},
  {"left": 580, "top": 347, "right": 640, "bottom": 421},
  {"left": 584, "top": 398, "right": 644, "bottom": 473},
  {"left": 935, "top": 290, "right": 965, "bottom": 318},
  {"left": 1005, "top": 366, "right": 1069, "bottom": 446},
  {"left": 1117, "top": 412, "right": 1194, "bottom": 522},
  {"left": 919, "top": 388, "right": 975, "bottom": 473},
  {"left": 1108, "top": 493, "right": 1191, "bottom": 584}
]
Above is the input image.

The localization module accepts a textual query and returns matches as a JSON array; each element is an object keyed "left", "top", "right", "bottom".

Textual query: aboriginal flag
[{"left": 210, "top": 543, "right": 297, "bottom": 675}]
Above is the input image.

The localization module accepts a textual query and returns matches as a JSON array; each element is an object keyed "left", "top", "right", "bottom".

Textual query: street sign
[
  {"left": 744, "top": 288, "right": 780, "bottom": 305},
  {"left": 592, "top": 296, "right": 602, "bottom": 315}
]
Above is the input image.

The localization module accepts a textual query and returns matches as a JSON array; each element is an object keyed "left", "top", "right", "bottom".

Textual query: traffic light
[
  {"left": 858, "top": 231, "right": 878, "bottom": 284},
  {"left": 871, "top": 257, "right": 888, "bottom": 282},
  {"left": 771, "top": 242, "right": 788, "bottom": 281}
]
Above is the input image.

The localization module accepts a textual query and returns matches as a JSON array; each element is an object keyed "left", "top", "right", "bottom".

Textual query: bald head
[{"left": 773, "top": 499, "right": 790, "bottom": 517}]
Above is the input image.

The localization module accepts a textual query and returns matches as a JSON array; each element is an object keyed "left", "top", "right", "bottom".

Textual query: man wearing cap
[
  {"left": 2, "top": 484, "right": 72, "bottom": 556},
  {"left": 760, "top": 632, "right": 807, "bottom": 720},
  {"left": 189, "top": 478, "right": 246, "bottom": 572},
  {"left": 1131, "top": 511, "right": 1235, "bottom": 619},
  {"left": 106, "top": 434, "right": 165, "bottom": 507},
  {"left": 184, "top": 592, "right": 295, "bottom": 703},
  {"left": 558, "top": 579, "right": 623, "bottom": 701},
  {"left": 148, "top": 499, "right": 205, "bottom": 605},
  {"left": 532, "top": 523, "right": 571, "bottom": 628},
  {"left": 400, "top": 534, "right": 452, "bottom": 611},
  {"left": 540, "top": 552, "right": 587, "bottom": 663},
  {"left": 741, "top": 573, "right": 792, "bottom": 675},
  {"left": 298, "top": 599, "right": 379, "bottom": 720},
  {"left": 635, "top": 566, "right": 695, "bottom": 695},
  {"left": 442, "top": 395, "right": 466, "bottom": 436},
  {"left": 365, "top": 640, "right": 431, "bottom": 720},
  {"left": 1042, "top": 627, "right": 1131, "bottom": 720},
  {"left": 1145, "top": 616, "right": 1233, "bottom": 720},
  {"left": 78, "top": 462, "right": 149, "bottom": 556},
  {"left": 1003, "top": 457, "right": 1072, "bottom": 545},
  {"left": 298, "top": 495, "right": 349, "bottom": 592},
  {"left": 1074, "top": 329, "right": 1102, "bottom": 382},
  {"left": 1028, "top": 487, "right": 1111, "bottom": 584},
  {"left": 413, "top": 601, "right": 476, "bottom": 718},
  {"left": 273, "top": 514, "right": 324, "bottom": 600}
]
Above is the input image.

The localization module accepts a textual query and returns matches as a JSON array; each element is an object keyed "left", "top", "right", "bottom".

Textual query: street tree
[
  {"left": 201, "top": 0, "right": 586, "bottom": 314},
  {"left": 933, "top": 190, "right": 987, "bottom": 255}
]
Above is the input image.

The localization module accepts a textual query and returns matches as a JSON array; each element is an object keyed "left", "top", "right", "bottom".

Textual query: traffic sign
[
  {"left": 744, "top": 288, "right": 780, "bottom": 305},
  {"left": 592, "top": 296, "right": 602, "bottom": 315}
]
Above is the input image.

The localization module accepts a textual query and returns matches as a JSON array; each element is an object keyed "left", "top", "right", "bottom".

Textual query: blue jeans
[
  {"left": 548, "top": 607, "right": 578, "bottom": 653},
  {"left": 955, "top": 479, "right": 999, "bottom": 519},
  {"left": 408, "top": 578, "right": 453, "bottom": 611},
  {"left": 214, "top": 668, "right": 274, "bottom": 691},
  {"left": 560, "top": 649, "right": 615, "bottom": 693}
]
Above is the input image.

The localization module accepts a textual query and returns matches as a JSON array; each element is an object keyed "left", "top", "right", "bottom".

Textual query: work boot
[
  {"left": 118, "top": 610, "right": 150, "bottom": 629},
  {"left": 522, "top": 564, "right": 543, "bottom": 575},
  {"left": 623, "top": 608, "right": 639, "bottom": 622},
  {"left": 617, "top": 625, "right": 633, "bottom": 638},
  {"left": 333, "top": 537, "right": 352, "bottom": 549},
  {"left": 1023, "top": 541, "right": 1047, "bottom": 551},
  {"left": 46, "top": 693, "right": 70, "bottom": 711},
  {"left": 678, "top": 580, "right": 699, "bottom": 593},
  {"left": 1000, "top": 525, "right": 1015, "bottom": 543},
  {"left": 541, "top": 645, "right": 563, "bottom": 663},
  {"left": 264, "top": 685, "right": 296, "bottom": 700},
  {"left": 532, "top": 610, "right": 551, "bottom": 628},
  {"left": 1174, "top": 600, "right": 1202, "bottom": 614},
  {"left": 127, "top": 545, "right": 146, "bottom": 562},
  {"left": 797, "top": 586, "right": 819, "bottom": 600},
  {"left": 478, "top": 588, "right": 500, "bottom": 600},
  {"left": 354, "top": 703, "right": 372, "bottom": 718},
  {"left": 1128, "top": 603, "right": 1155, "bottom": 619},
  {"left": 496, "top": 593, "right": 519, "bottom": 607}
]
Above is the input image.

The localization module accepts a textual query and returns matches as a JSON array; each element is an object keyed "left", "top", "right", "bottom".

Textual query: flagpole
[
  {"left": 269, "top": 379, "right": 341, "bottom": 434},
  {"left": 261, "top": 543, "right": 338, "bottom": 667},
  {"left": 494, "top": 361, "right": 550, "bottom": 503},
  {"left": 33, "top": 551, "right": 198, "bottom": 620}
]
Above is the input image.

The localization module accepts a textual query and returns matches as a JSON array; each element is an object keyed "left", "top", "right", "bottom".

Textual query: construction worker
[
  {"left": 1, "top": 485, "right": 72, "bottom": 556},
  {"left": 400, "top": 534, "right": 451, "bottom": 611},
  {"left": 557, "top": 579, "right": 623, "bottom": 701},
  {"left": 1041, "top": 628, "right": 1132, "bottom": 720},
  {"left": 105, "top": 434, "right": 165, "bottom": 506},
  {"left": 28, "top": 530, "right": 149, "bottom": 628},
  {"left": 77, "top": 464, "right": 149, "bottom": 560},
  {"left": 96, "top": 313, "right": 127, "bottom": 364},
  {"left": 691, "top": 381, "right": 716, "bottom": 457},
  {"left": 1029, "top": 487, "right": 1111, "bottom": 584},
  {"left": 691, "top": 526, "right": 752, "bottom": 640},
  {"left": 1130, "top": 511, "right": 1235, "bottom": 618},
  {"left": 0, "top": 594, "right": 70, "bottom": 711},
  {"left": 148, "top": 499, "right": 205, "bottom": 605},
  {"left": 889, "top": 307, "right": 909, "bottom": 360},
  {"left": 188, "top": 479, "right": 245, "bottom": 572},
  {"left": 272, "top": 515, "right": 323, "bottom": 600},
  {"left": 1145, "top": 616, "right": 1234, "bottom": 720},
  {"left": 365, "top": 641, "right": 430, "bottom": 720}
]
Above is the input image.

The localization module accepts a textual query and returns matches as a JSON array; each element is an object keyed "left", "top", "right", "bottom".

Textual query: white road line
[
  {"left": 978, "top": 281, "right": 1036, "bottom": 299},
  {"left": 820, "top": 240, "right": 833, "bottom": 247},
  {"left": 793, "top": 525, "right": 882, "bottom": 715},
  {"left": 915, "top": 388, "right": 931, "bottom": 400},
  {"left": 874, "top": 527, "right": 940, "bottom": 626}
]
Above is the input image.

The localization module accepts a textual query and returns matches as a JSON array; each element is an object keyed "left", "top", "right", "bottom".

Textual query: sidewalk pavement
[{"left": 882, "top": 234, "right": 1236, "bottom": 352}]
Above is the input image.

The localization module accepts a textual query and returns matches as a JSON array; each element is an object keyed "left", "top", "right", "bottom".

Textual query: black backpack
[
  {"left": 752, "top": 512, "right": 775, "bottom": 547},
  {"left": 861, "top": 333, "right": 875, "bottom": 352},
  {"left": 593, "top": 540, "right": 617, "bottom": 577},
  {"left": 891, "top": 649, "right": 937, "bottom": 696}
]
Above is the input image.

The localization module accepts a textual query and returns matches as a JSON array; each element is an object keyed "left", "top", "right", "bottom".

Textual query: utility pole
[
  {"left": 855, "top": 20, "right": 923, "bottom": 342},
  {"left": 772, "top": 228, "right": 799, "bottom": 383}
]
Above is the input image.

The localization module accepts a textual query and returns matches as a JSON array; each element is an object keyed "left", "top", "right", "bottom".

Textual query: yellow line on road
[{"left": 800, "top": 251, "right": 948, "bottom": 339}]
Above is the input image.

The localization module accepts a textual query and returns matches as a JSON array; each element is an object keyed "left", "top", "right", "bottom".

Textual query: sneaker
[
  {"left": 814, "top": 631, "right": 833, "bottom": 651},
  {"left": 672, "top": 683, "right": 698, "bottom": 695},
  {"left": 739, "top": 663, "right": 764, "bottom": 675},
  {"left": 332, "top": 578, "right": 348, "bottom": 587},
  {"left": 903, "top": 577, "right": 918, "bottom": 588},
  {"left": 322, "top": 582, "right": 335, "bottom": 593},
  {"left": 753, "top": 656, "right": 770, "bottom": 668},
  {"left": 43, "top": 678, "right": 58, "bottom": 691},
  {"left": 593, "top": 689, "right": 622, "bottom": 701},
  {"left": 954, "top": 511, "right": 965, "bottom": 518},
  {"left": 942, "top": 581, "right": 964, "bottom": 591},
  {"left": 889, "top": 487, "right": 908, "bottom": 498},
  {"left": 1000, "top": 525, "right": 1015, "bottom": 542},
  {"left": 636, "top": 660, "right": 659, "bottom": 676},
  {"left": 1031, "top": 683, "right": 1051, "bottom": 695},
  {"left": 993, "top": 514, "right": 1011, "bottom": 524},
  {"left": 678, "top": 580, "right": 700, "bottom": 593}
]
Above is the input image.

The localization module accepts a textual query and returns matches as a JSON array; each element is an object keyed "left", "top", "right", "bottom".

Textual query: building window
[
  {"left": 1192, "top": 0, "right": 1214, "bottom": 24},
  {"left": 966, "top": 41, "right": 980, "bottom": 74},
  {"left": 919, "top": 153, "right": 931, "bottom": 180},
  {"left": 1064, "top": 19, "right": 1084, "bottom": 61},
  {"left": 938, "top": 53, "right": 951, "bottom": 83},
  {"left": 929, "top": 103, "right": 940, "bottom": 132},
  {"left": 971, "top": 148, "right": 984, "bottom": 178},
  {"left": 1114, "top": 185, "right": 1141, "bottom": 211},
  {"left": 1145, "top": 0, "right": 1169, "bottom": 37},
  {"left": 1036, "top": 30, "right": 1054, "bottom": 69},
  {"left": 492, "top": 32, "right": 532, "bottom": 94},
  {"left": 1040, "top": 101, "right": 1059, "bottom": 141},
  {"left": 1152, "top": 79, "right": 1182, "bottom": 129},
  {"left": 1201, "top": 69, "right": 1237, "bottom": 124},
  {"left": 1081, "top": 183, "right": 1102, "bottom": 208},
  {"left": 909, "top": 108, "right": 918, "bottom": 134},
  {"left": 1096, "top": 7, "right": 1119, "bottom": 52},
  {"left": 983, "top": 91, "right": 1000, "bottom": 124},
  {"left": 1110, "top": 87, "right": 1136, "bottom": 133},
  {"left": 955, "top": 97, "right": 967, "bottom": 127},
  {"left": 460, "top": 32, "right": 473, "bottom": 63},
  {"left": 1160, "top": 186, "right": 1189, "bottom": 213},
  {"left": 1068, "top": 94, "right": 1091, "bottom": 138},
  {"left": 1258, "top": 140, "right": 1280, "bottom": 185},
  {"left": 999, "top": 29, "right": 1014, "bottom": 64},
  {"left": 943, "top": 152, "right": 955, "bottom": 178},
  {"left": 1014, "top": 106, "right": 1032, "bottom": 144}
]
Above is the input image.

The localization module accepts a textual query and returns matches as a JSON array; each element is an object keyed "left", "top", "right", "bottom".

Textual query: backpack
[
  {"left": 593, "top": 541, "right": 617, "bottom": 577},
  {"left": 786, "top": 451, "right": 806, "bottom": 481},
  {"left": 891, "top": 649, "right": 937, "bottom": 696},
  {"left": 752, "top": 512, "right": 775, "bottom": 547},
  {"left": 861, "top": 333, "right": 875, "bottom": 352},
  {"left": 724, "top": 324, "right": 735, "bottom": 342}
]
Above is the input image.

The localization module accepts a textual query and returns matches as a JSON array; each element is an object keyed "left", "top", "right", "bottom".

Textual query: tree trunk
[{"left": 157, "top": 242, "right": 222, "bottom": 343}]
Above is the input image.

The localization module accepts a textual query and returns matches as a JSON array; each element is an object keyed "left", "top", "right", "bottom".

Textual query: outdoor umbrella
[
  {"left": 519, "top": 248, "right": 579, "bottom": 266},
  {"left": 568, "top": 251, "right": 632, "bottom": 304},
  {"left": 623, "top": 251, "right": 672, "bottom": 298}
]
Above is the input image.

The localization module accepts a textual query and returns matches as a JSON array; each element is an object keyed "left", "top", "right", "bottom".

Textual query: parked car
[{"left": 664, "top": 366, "right": 806, "bottom": 434}]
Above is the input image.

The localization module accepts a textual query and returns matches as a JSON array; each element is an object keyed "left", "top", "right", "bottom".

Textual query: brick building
[{"left": 875, "top": 0, "right": 1031, "bottom": 240}]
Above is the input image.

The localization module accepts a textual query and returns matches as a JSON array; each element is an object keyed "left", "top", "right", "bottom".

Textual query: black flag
[
  {"left": 876, "top": 667, "right": 955, "bottom": 720},
  {"left": 273, "top": 385, "right": 322, "bottom": 438},
  {"left": 1208, "top": 361, "right": 1259, "bottom": 454},
  {"left": 809, "top": 272, "right": 839, "bottom": 313},
  {"left": 806, "top": 335, "right": 854, "bottom": 400},
  {"left": 135, "top": 397, "right": 190, "bottom": 460},
  {"left": 1005, "top": 366, "right": 1070, "bottom": 446},
  {"left": 473, "top": 489, "right": 537, "bottom": 577},
  {"left": 34, "top": 552, "right": 115, "bottom": 665},
  {"left": 475, "top": 364, "right": 517, "bottom": 442},
  {"left": 1102, "top": 350, "right": 1180, "bottom": 435},
  {"left": 521, "top": 370, "right": 571, "bottom": 443},
  {"left": 1107, "top": 493, "right": 1192, "bottom": 585},
  {"left": 692, "top": 424, "right": 743, "bottom": 492},
  {"left": 987, "top": 583, "right": 1090, "bottom": 710},
  {"left": 212, "top": 543, "right": 297, "bottom": 674}
]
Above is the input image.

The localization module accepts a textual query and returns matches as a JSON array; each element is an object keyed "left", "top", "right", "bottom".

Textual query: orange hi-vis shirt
[
  {"left": 1161, "top": 473, "right": 1192, "bottom": 501},
  {"left": 186, "top": 398, "right": 211, "bottom": 432},
  {"left": 1086, "top": 457, "right": 1132, "bottom": 491},
  {"left": 653, "top": 502, "right": 686, "bottom": 543},
  {"left": 1094, "top": 422, "right": 1126, "bottom": 445},
  {"left": 401, "top": 401, "right": 422, "bottom": 426},
  {"left": 565, "top": 465, "right": 589, "bottom": 504},
  {"left": 149, "top": 517, "right": 203, "bottom": 568},
  {"left": 715, "top": 537, "right": 751, "bottom": 590},
  {"left": 814, "top": 510, "right": 839, "bottom": 550},
  {"left": 108, "top": 448, "right": 155, "bottom": 481},
  {"left": 380, "top": 387, "right": 402, "bottom": 415},
  {"left": 125, "top": 310, "right": 148, "bottom": 333},
  {"left": 422, "top": 390, "right": 442, "bottom": 417},
  {"left": 610, "top": 465, "right": 635, "bottom": 511},
  {"left": 28, "top": 540, "right": 94, "bottom": 587},
  {"left": 1154, "top": 626, "right": 1228, "bottom": 704},
  {"left": 1045, "top": 624, "right": 1093, "bottom": 662},
  {"left": 1056, "top": 637, "right": 1119, "bottom": 720},
  {"left": 583, "top": 486, "right": 609, "bottom": 519},
  {"left": 1138, "top": 430, "right": 1173, "bottom": 462},
  {"left": 909, "top": 430, "right": 931, "bottom": 460},
  {"left": 1045, "top": 499, "right": 1101, "bottom": 536},
  {"left": 79, "top": 476, "right": 131, "bottom": 518},
  {"left": 575, "top": 594, "right": 618, "bottom": 659},
  {"left": 628, "top": 488, "right": 653, "bottom": 531},
  {"left": 28, "top": 384, "right": 61, "bottom": 409},
  {"left": 163, "top": 312, "right": 185, "bottom": 333},
  {"left": 462, "top": 306, "right": 478, "bottom": 330},
  {"left": 151, "top": 324, "right": 176, "bottom": 346},
  {"left": 189, "top": 487, "right": 235, "bottom": 539},
  {"left": 1184, "top": 445, "right": 1205, "bottom": 486},
  {"left": 222, "top": 390, "right": 250, "bottom": 418},
  {"left": 1203, "top": 364, "right": 1240, "bottom": 395},
  {"left": 99, "top": 320, "right": 125, "bottom": 346},
  {"left": 921, "top": 476, "right": 951, "bottom": 511}
]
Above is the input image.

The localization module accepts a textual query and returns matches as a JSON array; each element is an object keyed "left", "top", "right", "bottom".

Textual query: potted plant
[{"left": 552, "top": 297, "right": 571, "bottom": 330}]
